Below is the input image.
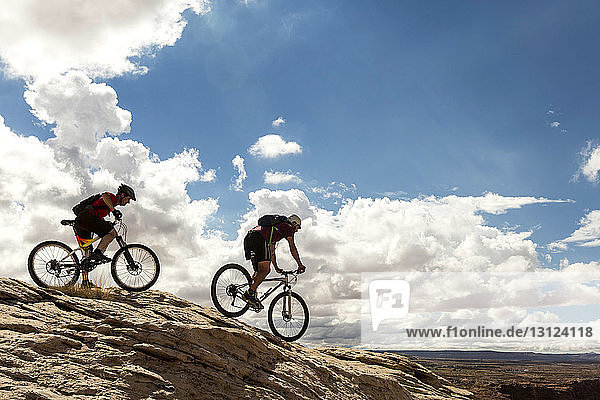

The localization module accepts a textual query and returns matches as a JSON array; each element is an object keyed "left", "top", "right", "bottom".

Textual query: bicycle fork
[
  {"left": 282, "top": 291, "right": 293, "bottom": 321},
  {"left": 116, "top": 236, "right": 135, "bottom": 266}
]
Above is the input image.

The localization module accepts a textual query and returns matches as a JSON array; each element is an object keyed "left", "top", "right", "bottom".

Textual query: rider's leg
[
  {"left": 96, "top": 229, "right": 117, "bottom": 253},
  {"left": 75, "top": 211, "right": 114, "bottom": 255},
  {"left": 250, "top": 260, "right": 270, "bottom": 292}
]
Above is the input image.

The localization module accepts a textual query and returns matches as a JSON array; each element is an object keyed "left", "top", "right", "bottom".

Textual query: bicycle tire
[
  {"left": 211, "top": 263, "right": 251, "bottom": 317},
  {"left": 268, "top": 291, "right": 309, "bottom": 342},
  {"left": 111, "top": 244, "right": 160, "bottom": 292},
  {"left": 28, "top": 241, "right": 80, "bottom": 288}
]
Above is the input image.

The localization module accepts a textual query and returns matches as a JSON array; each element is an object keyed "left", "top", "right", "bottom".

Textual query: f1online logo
[{"left": 369, "top": 280, "right": 411, "bottom": 331}]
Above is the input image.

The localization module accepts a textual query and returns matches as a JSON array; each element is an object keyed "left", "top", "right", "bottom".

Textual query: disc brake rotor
[
  {"left": 127, "top": 261, "right": 143, "bottom": 275},
  {"left": 46, "top": 260, "right": 61, "bottom": 277}
]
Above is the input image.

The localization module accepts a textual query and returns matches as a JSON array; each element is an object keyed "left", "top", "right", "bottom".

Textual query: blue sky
[
  {"left": 2, "top": 0, "right": 600, "bottom": 348},
  {"left": 29, "top": 1, "right": 600, "bottom": 258}
]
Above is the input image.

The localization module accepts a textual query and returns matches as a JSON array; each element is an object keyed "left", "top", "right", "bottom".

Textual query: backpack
[
  {"left": 258, "top": 214, "right": 290, "bottom": 227},
  {"left": 257, "top": 214, "right": 291, "bottom": 245},
  {"left": 72, "top": 193, "right": 101, "bottom": 215}
]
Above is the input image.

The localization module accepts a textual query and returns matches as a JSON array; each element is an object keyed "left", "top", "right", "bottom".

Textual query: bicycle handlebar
[{"left": 279, "top": 268, "right": 305, "bottom": 275}]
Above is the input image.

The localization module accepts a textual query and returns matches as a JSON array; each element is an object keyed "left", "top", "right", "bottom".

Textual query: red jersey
[
  {"left": 90, "top": 192, "right": 117, "bottom": 219},
  {"left": 253, "top": 222, "right": 295, "bottom": 244}
]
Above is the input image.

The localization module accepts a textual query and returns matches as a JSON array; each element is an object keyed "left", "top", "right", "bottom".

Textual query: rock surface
[{"left": 0, "top": 278, "right": 472, "bottom": 399}]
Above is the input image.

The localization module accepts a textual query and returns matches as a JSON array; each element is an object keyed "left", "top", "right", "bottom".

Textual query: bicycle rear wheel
[
  {"left": 211, "top": 263, "right": 251, "bottom": 317},
  {"left": 268, "top": 291, "right": 309, "bottom": 342},
  {"left": 111, "top": 244, "right": 160, "bottom": 292},
  {"left": 28, "top": 241, "right": 80, "bottom": 288}
]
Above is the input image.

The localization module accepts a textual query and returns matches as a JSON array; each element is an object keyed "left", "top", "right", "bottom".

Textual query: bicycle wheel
[
  {"left": 268, "top": 291, "right": 309, "bottom": 342},
  {"left": 211, "top": 263, "right": 251, "bottom": 317},
  {"left": 111, "top": 244, "right": 160, "bottom": 292},
  {"left": 28, "top": 241, "right": 80, "bottom": 288}
]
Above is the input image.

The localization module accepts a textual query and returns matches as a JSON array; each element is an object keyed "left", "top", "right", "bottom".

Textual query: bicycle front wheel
[
  {"left": 268, "top": 291, "right": 309, "bottom": 342},
  {"left": 211, "top": 263, "right": 251, "bottom": 317},
  {"left": 28, "top": 241, "right": 80, "bottom": 288},
  {"left": 111, "top": 244, "right": 160, "bottom": 292}
]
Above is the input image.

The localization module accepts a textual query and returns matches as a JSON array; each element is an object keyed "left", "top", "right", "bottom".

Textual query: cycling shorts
[
  {"left": 74, "top": 210, "right": 114, "bottom": 239},
  {"left": 243, "top": 230, "right": 270, "bottom": 271}
]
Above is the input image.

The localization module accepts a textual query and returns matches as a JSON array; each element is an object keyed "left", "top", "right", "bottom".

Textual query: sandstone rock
[{"left": 0, "top": 278, "right": 472, "bottom": 399}]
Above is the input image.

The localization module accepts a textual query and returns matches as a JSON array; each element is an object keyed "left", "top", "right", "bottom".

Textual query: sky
[{"left": 1, "top": 0, "right": 600, "bottom": 351}]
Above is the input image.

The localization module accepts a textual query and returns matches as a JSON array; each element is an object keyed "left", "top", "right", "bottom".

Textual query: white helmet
[{"left": 288, "top": 214, "right": 301, "bottom": 228}]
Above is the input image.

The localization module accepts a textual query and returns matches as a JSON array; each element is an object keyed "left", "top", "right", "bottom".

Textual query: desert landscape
[{"left": 407, "top": 351, "right": 600, "bottom": 399}]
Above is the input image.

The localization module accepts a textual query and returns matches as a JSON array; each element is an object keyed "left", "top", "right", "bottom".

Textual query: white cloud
[
  {"left": 24, "top": 71, "right": 132, "bottom": 151},
  {"left": 264, "top": 170, "right": 302, "bottom": 185},
  {"left": 311, "top": 182, "right": 357, "bottom": 200},
  {"left": 0, "top": 0, "right": 210, "bottom": 79},
  {"left": 272, "top": 116, "right": 286, "bottom": 127},
  {"left": 230, "top": 155, "right": 246, "bottom": 191},
  {"left": 0, "top": 115, "right": 81, "bottom": 278},
  {"left": 248, "top": 134, "right": 302, "bottom": 158},
  {"left": 458, "top": 192, "right": 570, "bottom": 215},
  {"left": 577, "top": 142, "right": 600, "bottom": 183},
  {"left": 200, "top": 169, "right": 217, "bottom": 182},
  {"left": 0, "top": 111, "right": 220, "bottom": 293},
  {"left": 300, "top": 194, "right": 566, "bottom": 274},
  {"left": 549, "top": 210, "right": 600, "bottom": 250},
  {"left": 550, "top": 121, "right": 560, "bottom": 128}
]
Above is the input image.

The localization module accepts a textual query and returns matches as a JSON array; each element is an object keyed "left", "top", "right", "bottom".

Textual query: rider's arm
[
  {"left": 285, "top": 236, "right": 304, "bottom": 269},
  {"left": 102, "top": 192, "right": 115, "bottom": 212}
]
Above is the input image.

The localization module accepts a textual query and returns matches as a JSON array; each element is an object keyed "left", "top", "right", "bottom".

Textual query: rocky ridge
[{"left": 0, "top": 278, "right": 471, "bottom": 399}]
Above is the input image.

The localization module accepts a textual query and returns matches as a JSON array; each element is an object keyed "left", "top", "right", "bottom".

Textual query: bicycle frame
[
  {"left": 226, "top": 270, "right": 298, "bottom": 315},
  {"left": 257, "top": 271, "right": 297, "bottom": 302},
  {"left": 57, "top": 221, "right": 129, "bottom": 268}
]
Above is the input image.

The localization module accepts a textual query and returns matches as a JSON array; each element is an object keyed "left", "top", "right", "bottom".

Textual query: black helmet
[{"left": 117, "top": 184, "right": 136, "bottom": 201}]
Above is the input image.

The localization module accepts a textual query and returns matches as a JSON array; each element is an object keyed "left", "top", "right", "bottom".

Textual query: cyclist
[
  {"left": 73, "top": 184, "right": 136, "bottom": 264},
  {"left": 242, "top": 214, "right": 306, "bottom": 309}
]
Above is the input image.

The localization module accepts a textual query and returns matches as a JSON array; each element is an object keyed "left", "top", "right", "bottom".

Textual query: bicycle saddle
[{"left": 60, "top": 220, "right": 76, "bottom": 226}]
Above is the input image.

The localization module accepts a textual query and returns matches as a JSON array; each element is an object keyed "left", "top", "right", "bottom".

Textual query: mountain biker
[
  {"left": 73, "top": 184, "right": 136, "bottom": 264},
  {"left": 242, "top": 214, "right": 306, "bottom": 309}
]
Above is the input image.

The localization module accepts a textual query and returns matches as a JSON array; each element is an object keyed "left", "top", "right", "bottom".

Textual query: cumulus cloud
[
  {"left": 230, "top": 155, "right": 246, "bottom": 191},
  {"left": 200, "top": 169, "right": 217, "bottom": 182},
  {"left": 272, "top": 116, "right": 286, "bottom": 127},
  {"left": 0, "top": 0, "right": 210, "bottom": 79},
  {"left": 264, "top": 170, "right": 302, "bottom": 185},
  {"left": 312, "top": 182, "right": 357, "bottom": 200},
  {"left": 576, "top": 142, "right": 600, "bottom": 183},
  {"left": 24, "top": 71, "right": 132, "bottom": 151},
  {"left": 248, "top": 134, "right": 302, "bottom": 158},
  {"left": 549, "top": 210, "right": 600, "bottom": 250},
  {"left": 0, "top": 115, "right": 81, "bottom": 277},
  {"left": 0, "top": 111, "right": 221, "bottom": 291}
]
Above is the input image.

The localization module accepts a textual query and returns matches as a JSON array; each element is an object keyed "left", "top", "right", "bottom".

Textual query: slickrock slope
[{"left": 0, "top": 278, "right": 471, "bottom": 400}]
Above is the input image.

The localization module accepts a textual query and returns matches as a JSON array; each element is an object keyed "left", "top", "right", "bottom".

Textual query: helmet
[
  {"left": 117, "top": 184, "right": 136, "bottom": 201},
  {"left": 288, "top": 214, "right": 301, "bottom": 228}
]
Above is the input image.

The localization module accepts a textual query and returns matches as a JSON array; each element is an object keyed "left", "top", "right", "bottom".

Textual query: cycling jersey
[
  {"left": 253, "top": 222, "right": 295, "bottom": 244},
  {"left": 89, "top": 192, "right": 117, "bottom": 219}
]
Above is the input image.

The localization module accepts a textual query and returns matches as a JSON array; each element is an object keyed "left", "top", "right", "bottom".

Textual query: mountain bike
[
  {"left": 28, "top": 217, "right": 160, "bottom": 292},
  {"left": 211, "top": 264, "right": 309, "bottom": 342}
]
